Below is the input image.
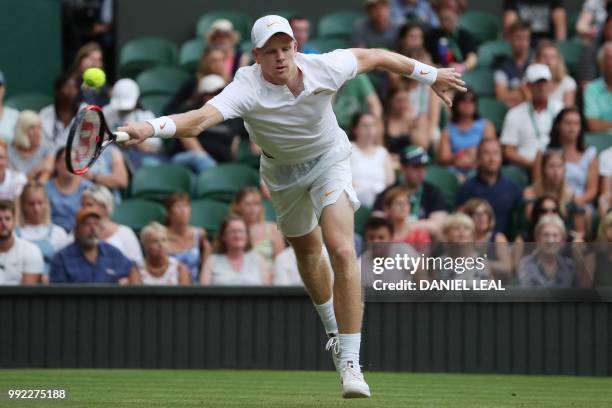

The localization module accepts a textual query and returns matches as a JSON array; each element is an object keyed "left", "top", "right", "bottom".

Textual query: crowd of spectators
[{"left": 0, "top": 0, "right": 611, "bottom": 288}]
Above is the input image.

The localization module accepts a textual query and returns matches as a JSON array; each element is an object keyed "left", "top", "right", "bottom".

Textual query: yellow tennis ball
[{"left": 83, "top": 67, "right": 106, "bottom": 89}]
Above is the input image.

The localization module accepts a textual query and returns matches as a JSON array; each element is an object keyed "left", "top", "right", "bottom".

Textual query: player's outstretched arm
[
  {"left": 119, "top": 104, "right": 224, "bottom": 146},
  {"left": 350, "top": 48, "right": 467, "bottom": 107}
]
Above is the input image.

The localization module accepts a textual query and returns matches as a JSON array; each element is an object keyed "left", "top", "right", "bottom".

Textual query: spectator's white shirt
[
  {"left": 500, "top": 99, "right": 563, "bottom": 162},
  {"left": 599, "top": 146, "right": 612, "bottom": 177},
  {"left": 550, "top": 76, "right": 577, "bottom": 106},
  {"left": 105, "top": 224, "right": 144, "bottom": 266},
  {"left": 208, "top": 49, "right": 358, "bottom": 165},
  {"left": 0, "top": 236, "right": 44, "bottom": 285},
  {"left": 0, "top": 169, "right": 27, "bottom": 201},
  {"left": 17, "top": 224, "right": 72, "bottom": 251},
  {"left": 0, "top": 106, "right": 19, "bottom": 142}
]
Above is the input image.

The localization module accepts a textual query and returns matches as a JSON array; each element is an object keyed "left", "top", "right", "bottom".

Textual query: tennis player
[{"left": 121, "top": 15, "right": 466, "bottom": 398}]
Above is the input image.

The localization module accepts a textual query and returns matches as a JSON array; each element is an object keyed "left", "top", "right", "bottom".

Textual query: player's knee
[{"left": 328, "top": 244, "right": 356, "bottom": 266}]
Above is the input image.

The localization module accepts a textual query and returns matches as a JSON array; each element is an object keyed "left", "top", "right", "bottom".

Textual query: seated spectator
[
  {"left": 230, "top": 187, "right": 285, "bottom": 263},
  {"left": 103, "top": 79, "right": 165, "bottom": 170},
  {"left": 575, "top": 0, "right": 609, "bottom": 44},
  {"left": 353, "top": 0, "right": 401, "bottom": 49},
  {"left": 383, "top": 186, "right": 431, "bottom": 245},
  {"left": 456, "top": 139, "right": 522, "bottom": 235},
  {"left": 461, "top": 198, "right": 513, "bottom": 280},
  {"left": 599, "top": 145, "right": 612, "bottom": 215},
  {"left": 0, "top": 140, "right": 26, "bottom": 201},
  {"left": 374, "top": 145, "right": 448, "bottom": 235},
  {"left": 169, "top": 75, "right": 224, "bottom": 172},
  {"left": 425, "top": 6, "right": 477, "bottom": 72},
  {"left": 518, "top": 214, "right": 580, "bottom": 288},
  {"left": 503, "top": 0, "right": 566, "bottom": 44},
  {"left": 437, "top": 89, "right": 496, "bottom": 180},
  {"left": 534, "top": 40, "right": 576, "bottom": 106},
  {"left": 204, "top": 19, "right": 249, "bottom": 80},
  {"left": 350, "top": 113, "right": 395, "bottom": 207},
  {"left": 50, "top": 207, "right": 140, "bottom": 284},
  {"left": 201, "top": 215, "right": 272, "bottom": 285},
  {"left": 72, "top": 42, "right": 109, "bottom": 106},
  {"left": 494, "top": 20, "right": 532, "bottom": 107},
  {"left": 46, "top": 148, "right": 92, "bottom": 232},
  {"left": 584, "top": 42, "right": 612, "bottom": 131},
  {"left": 39, "top": 72, "right": 82, "bottom": 150},
  {"left": 500, "top": 64, "right": 563, "bottom": 172},
  {"left": 9, "top": 110, "right": 54, "bottom": 182},
  {"left": 593, "top": 211, "right": 612, "bottom": 286},
  {"left": 576, "top": 10, "right": 612, "bottom": 87},
  {"left": 289, "top": 15, "right": 319, "bottom": 54},
  {"left": 394, "top": 21, "right": 433, "bottom": 65},
  {"left": 165, "top": 193, "right": 211, "bottom": 283},
  {"left": 0, "top": 200, "right": 44, "bottom": 285},
  {"left": 524, "top": 149, "right": 574, "bottom": 224},
  {"left": 436, "top": 213, "right": 491, "bottom": 282},
  {"left": 384, "top": 86, "right": 430, "bottom": 151},
  {"left": 0, "top": 70, "right": 19, "bottom": 142},
  {"left": 164, "top": 46, "right": 228, "bottom": 115},
  {"left": 15, "top": 182, "right": 71, "bottom": 278},
  {"left": 390, "top": 0, "right": 440, "bottom": 27},
  {"left": 139, "top": 222, "right": 191, "bottom": 285},
  {"left": 334, "top": 74, "right": 383, "bottom": 130},
  {"left": 538, "top": 107, "right": 598, "bottom": 236},
  {"left": 81, "top": 184, "right": 144, "bottom": 265},
  {"left": 80, "top": 143, "right": 128, "bottom": 202}
]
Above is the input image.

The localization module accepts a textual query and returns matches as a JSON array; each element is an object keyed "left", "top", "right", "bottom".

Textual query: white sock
[
  {"left": 313, "top": 297, "right": 338, "bottom": 335},
  {"left": 338, "top": 333, "right": 361, "bottom": 367}
]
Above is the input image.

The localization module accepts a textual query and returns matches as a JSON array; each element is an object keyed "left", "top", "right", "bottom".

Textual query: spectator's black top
[
  {"left": 373, "top": 180, "right": 447, "bottom": 217},
  {"left": 503, "top": 0, "right": 563, "bottom": 44},
  {"left": 426, "top": 28, "right": 476, "bottom": 66}
]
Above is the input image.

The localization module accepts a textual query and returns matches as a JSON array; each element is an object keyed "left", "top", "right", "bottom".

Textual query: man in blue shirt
[
  {"left": 50, "top": 207, "right": 140, "bottom": 284},
  {"left": 456, "top": 139, "right": 522, "bottom": 235},
  {"left": 289, "top": 16, "right": 319, "bottom": 54}
]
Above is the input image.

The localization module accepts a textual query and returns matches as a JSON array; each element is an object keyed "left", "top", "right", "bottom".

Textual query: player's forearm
[{"left": 355, "top": 48, "right": 416, "bottom": 77}]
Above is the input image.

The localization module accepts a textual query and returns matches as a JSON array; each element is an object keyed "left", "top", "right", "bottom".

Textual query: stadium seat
[
  {"left": 501, "top": 165, "right": 529, "bottom": 188},
  {"left": 317, "top": 11, "right": 363, "bottom": 39},
  {"left": 195, "top": 10, "right": 252, "bottom": 39},
  {"left": 179, "top": 38, "right": 206, "bottom": 72},
  {"left": 111, "top": 199, "right": 166, "bottom": 233},
  {"left": 585, "top": 132, "right": 612, "bottom": 153},
  {"left": 309, "top": 37, "right": 350, "bottom": 53},
  {"left": 119, "top": 37, "right": 178, "bottom": 78},
  {"left": 476, "top": 40, "right": 512, "bottom": 69},
  {"left": 136, "top": 66, "right": 191, "bottom": 96},
  {"left": 195, "top": 163, "right": 260, "bottom": 201},
  {"left": 190, "top": 199, "right": 230, "bottom": 236},
  {"left": 567, "top": 11, "right": 580, "bottom": 39},
  {"left": 458, "top": 10, "right": 500, "bottom": 46},
  {"left": 235, "top": 138, "right": 261, "bottom": 169},
  {"left": 462, "top": 68, "right": 495, "bottom": 97},
  {"left": 263, "top": 200, "right": 276, "bottom": 222},
  {"left": 354, "top": 205, "right": 371, "bottom": 236},
  {"left": 424, "top": 165, "right": 459, "bottom": 210},
  {"left": 5, "top": 93, "right": 52, "bottom": 112},
  {"left": 139, "top": 95, "right": 172, "bottom": 116},
  {"left": 130, "top": 164, "right": 194, "bottom": 202},
  {"left": 477, "top": 97, "right": 508, "bottom": 133},
  {"left": 558, "top": 40, "right": 582, "bottom": 76}
]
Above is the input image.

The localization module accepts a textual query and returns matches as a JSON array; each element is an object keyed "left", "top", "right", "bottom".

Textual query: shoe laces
[{"left": 325, "top": 335, "right": 340, "bottom": 355}]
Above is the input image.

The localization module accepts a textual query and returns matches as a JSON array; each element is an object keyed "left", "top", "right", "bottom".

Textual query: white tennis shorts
[{"left": 260, "top": 140, "right": 360, "bottom": 238}]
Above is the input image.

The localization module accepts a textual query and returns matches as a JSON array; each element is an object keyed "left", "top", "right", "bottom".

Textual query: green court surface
[{"left": 0, "top": 369, "right": 610, "bottom": 407}]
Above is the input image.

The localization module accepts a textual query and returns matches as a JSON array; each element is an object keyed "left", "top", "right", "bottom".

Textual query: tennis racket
[{"left": 65, "top": 105, "right": 130, "bottom": 175}]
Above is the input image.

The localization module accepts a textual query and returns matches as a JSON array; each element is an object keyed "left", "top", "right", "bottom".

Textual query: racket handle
[{"left": 114, "top": 131, "right": 130, "bottom": 143}]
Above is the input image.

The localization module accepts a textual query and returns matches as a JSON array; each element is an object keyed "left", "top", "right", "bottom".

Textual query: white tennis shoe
[
  {"left": 325, "top": 334, "right": 341, "bottom": 376},
  {"left": 340, "top": 361, "right": 371, "bottom": 398}
]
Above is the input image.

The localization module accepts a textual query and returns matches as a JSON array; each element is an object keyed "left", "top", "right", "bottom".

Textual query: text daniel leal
[{"left": 372, "top": 280, "right": 506, "bottom": 291}]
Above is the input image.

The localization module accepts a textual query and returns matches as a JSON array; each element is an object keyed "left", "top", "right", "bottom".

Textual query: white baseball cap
[
  {"left": 197, "top": 74, "right": 226, "bottom": 94},
  {"left": 525, "top": 64, "right": 552, "bottom": 83},
  {"left": 251, "top": 15, "right": 295, "bottom": 49},
  {"left": 110, "top": 78, "right": 139, "bottom": 111}
]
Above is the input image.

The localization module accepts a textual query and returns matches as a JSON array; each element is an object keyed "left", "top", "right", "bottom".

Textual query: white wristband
[
  {"left": 407, "top": 60, "right": 438, "bottom": 86},
  {"left": 146, "top": 116, "right": 176, "bottom": 139}
]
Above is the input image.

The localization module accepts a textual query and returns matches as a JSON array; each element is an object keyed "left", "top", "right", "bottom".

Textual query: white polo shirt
[
  {"left": 0, "top": 236, "right": 44, "bottom": 285},
  {"left": 500, "top": 100, "right": 563, "bottom": 162},
  {"left": 208, "top": 49, "right": 358, "bottom": 165}
]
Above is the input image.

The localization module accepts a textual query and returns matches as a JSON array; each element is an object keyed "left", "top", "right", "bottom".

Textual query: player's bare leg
[{"left": 320, "top": 192, "right": 370, "bottom": 398}]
